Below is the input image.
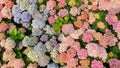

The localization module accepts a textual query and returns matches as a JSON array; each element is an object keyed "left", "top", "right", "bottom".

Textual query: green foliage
[
  {"left": 14, "top": 47, "right": 22, "bottom": 58},
  {"left": 9, "top": 28, "right": 25, "bottom": 41},
  {"left": 91, "top": 10, "right": 108, "bottom": 33}
]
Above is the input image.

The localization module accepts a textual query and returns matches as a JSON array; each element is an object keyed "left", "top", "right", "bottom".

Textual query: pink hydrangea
[
  {"left": 113, "top": 21, "right": 120, "bottom": 32},
  {"left": 106, "top": 14, "right": 118, "bottom": 25},
  {"left": 48, "top": 16, "right": 55, "bottom": 24},
  {"left": 82, "top": 31, "right": 93, "bottom": 43},
  {"left": 60, "top": 52, "right": 68, "bottom": 63},
  {"left": 58, "top": 0, "right": 67, "bottom": 8},
  {"left": 92, "top": 60, "right": 103, "bottom": 68},
  {"left": 67, "top": 58, "right": 78, "bottom": 67},
  {"left": 70, "top": 7, "right": 80, "bottom": 16},
  {"left": 67, "top": 47, "right": 77, "bottom": 59},
  {"left": 0, "top": 4, "right": 3, "bottom": 10},
  {"left": 13, "top": 59, "right": 25, "bottom": 68},
  {"left": 1, "top": 6, "right": 12, "bottom": 19},
  {"left": 99, "top": 0, "right": 120, "bottom": 14},
  {"left": 70, "top": 29, "right": 84, "bottom": 39},
  {"left": 77, "top": 49, "right": 88, "bottom": 59},
  {"left": 7, "top": 59, "right": 25, "bottom": 68},
  {"left": 88, "top": 12, "right": 95, "bottom": 24},
  {"left": 0, "top": 23, "right": 9, "bottom": 32},
  {"left": 0, "top": 0, "right": 8, "bottom": 4},
  {"left": 58, "top": 9, "right": 68, "bottom": 17},
  {"left": 62, "top": 24, "right": 74, "bottom": 35},
  {"left": 86, "top": 43, "right": 107, "bottom": 61},
  {"left": 46, "top": 0, "right": 56, "bottom": 10},
  {"left": 62, "top": 36, "right": 75, "bottom": 46},
  {"left": 109, "top": 58, "right": 120, "bottom": 68},
  {"left": 71, "top": 41, "right": 81, "bottom": 51},
  {"left": 85, "top": 43, "right": 100, "bottom": 57},
  {"left": 50, "top": 10, "right": 56, "bottom": 15},
  {"left": 59, "top": 43, "right": 69, "bottom": 53}
]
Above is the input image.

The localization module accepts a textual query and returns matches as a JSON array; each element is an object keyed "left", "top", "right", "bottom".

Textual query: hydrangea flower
[
  {"left": 48, "top": 16, "right": 55, "bottom": 24},
  {"left": 45, "top": 41, "right": 53, "bottom": 52},
  {"left": 40, "top": 34, "right": 49, "bottom": 42},
  {"left": 77, "top": 49, "right": 88, "bottom": 59},
  {"left": 32, "top": 28, "right": 43, "bottom": 36},
  {"left": 62, "top": 24, "right": 74, "bottom": 35},
  {"left": 82, "top": 31, "right": 93, "bottom": 43},
  {"left": 91, "top": 60, "right": 103, "bottom": 68},
  {"left": 58, "top": 9, "right": 68, "bottom": 17},
  {"left": 2, "top": 50, "right": 16, "bottom": 61},
  {"left": 46, "top": 0, "right": 56, "bottom": 10},
  {"left": 33, "top": 42, "right": 46, "bottom": 57},
  {"left": 47, "top": 63, "right": 59, "bottom": 68},
  {"left": 27, "top": 50, "right": 38, "bottom": 62},
  {"left": 21, "top": 11, "right": 31, "bottom": 22},
  {"left": 37, "top": 54, "right": 50, "bottom": 67},
  {"left": 4, "top": 38, "right": 16, "bottom": 50},
  {"left": 29, "top": 0, "right": 37, "bottom": 4},
  {"left": 31, "top": 19, "right": 45, "bottom": 29},
  {"left": 22, "top": 36, "right": 31, "bottom": 47},
  {"left": 27, "top": 63, "right": 38, "bottom": 68},
  {"left": 28, "top": 4, "right": 38, "bottom": 15},
  {"left": 109, "top": 58, "right": 120, "bottom": 68},
  {"left": 0, "top": 22, "right": 9, "bottom": 32},
  {"left": 70, "top": 7, "right": 80, "bottom": 16}
]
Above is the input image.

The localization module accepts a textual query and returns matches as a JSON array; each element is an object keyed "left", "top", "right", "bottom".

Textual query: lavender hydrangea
[
  {"left": 29, "top": 0, "right": 37, "bottom": 4},
  {"left": 31, "top": 19, "right": 45, "bottom": 29},
  {"left": 33, "top": 42, "right": 46, "bottom": 57},
  {"left": 45, "top": 41, "right": 53, "bottom": 52},
  {"left": 28, "top": 4, "right": 38, "bottom": 15},
  {"left": 32, "top": 28, "right": 43, "bottom": 36},
  {"left": 12, "top": 5, "right": 22, "bottom": 16},
  {"left": 22, "top": 22, "right": 30, "bottom": 28},
  {"left": 21, "top": 11, "right": 31, "bottom": 22},
  {"left": 37, "top": 54, "right": 50, "bottom": 67},
  {"left": 40, "top": 34, "right": 49, "bottom": 42}
]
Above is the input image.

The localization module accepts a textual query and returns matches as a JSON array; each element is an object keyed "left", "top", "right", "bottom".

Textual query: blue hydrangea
[
  {"left": 12, "top": 5, "right": 22, "bottom": 16},
  {"left": 32, "top": 28, "right": 43, "bottom": 36},
  {"left": 29, "top": 0, "right": 37, "bottom": 4},
  {"left": 31, "top": 19, "right": 45, "bottom": 29},
  {"left": 13, "top": 13, "right": 21, "bottom": 23},
  {"left": 21, "top": 11, "right": 31, "bottom": 22},
  {"left": 28, "top": 4, "right": 38, "bottom": 15},
  {"left": 47, "top": 63, "right": 59, "bottom": 68},
  {"left": 33, "top": 42, "right": 46, "bottom": 57}
]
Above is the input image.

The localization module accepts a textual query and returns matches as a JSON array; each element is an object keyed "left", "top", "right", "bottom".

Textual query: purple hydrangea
[
  {"left": 22, "top": 22, "right": 30, "bottom": 28},
  {"left": 12, "top": 5, "right": 22, "bottom": 16},
  {"left": 40, "top": 34, "right": 49, "bottom": 42},
  {"left": 21, "top": 11, "right": 31, "bottom": 22},
  {"left": 13, "top": 13, "right": 21, "bottom": 23}
]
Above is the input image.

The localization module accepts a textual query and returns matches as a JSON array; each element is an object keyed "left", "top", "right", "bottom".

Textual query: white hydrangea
[
  {"left": 37, "top": 54, "right": 50, "bottom": 67},
  {"left": 47, "top": 63, "right": 59, "bottom": 68},
  {"left": 31, "top": 19, "right": 45, "bottom": 29},
  {"left": 27, "top": 50, "right": 38, "bottom": 62},
  {"left": 33, "top": 42, "right": 46, "bottom": 57},
  {"left": 19, "top": 0, "right": 30, "bottom": 11},
  {"left": 5, "top": 38, "right": 16, "bottom": 50},
  {"left": 45, "top": 41, "right": 53, "bottom": 52},
  {"left": 22, "top": 36, "right": 31, "bottom": 47},
  {"left": 58, "top": 33, "right": 65, "bottom": 41},
  {"left": 43, "top": 25, "right": 56, "bottom": 35},
  {"left": 39, "top": 4, "right": 46, "bottom": 12}
]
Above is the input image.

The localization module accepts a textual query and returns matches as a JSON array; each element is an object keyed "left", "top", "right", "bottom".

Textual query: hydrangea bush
[{"left": 0, "top": 0, "right": 120, "bottom": 68}]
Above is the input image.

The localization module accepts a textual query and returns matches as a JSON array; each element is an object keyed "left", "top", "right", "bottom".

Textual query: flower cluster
[{"left": 1, "top": 0, "right": 120, "bottom": 68}]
